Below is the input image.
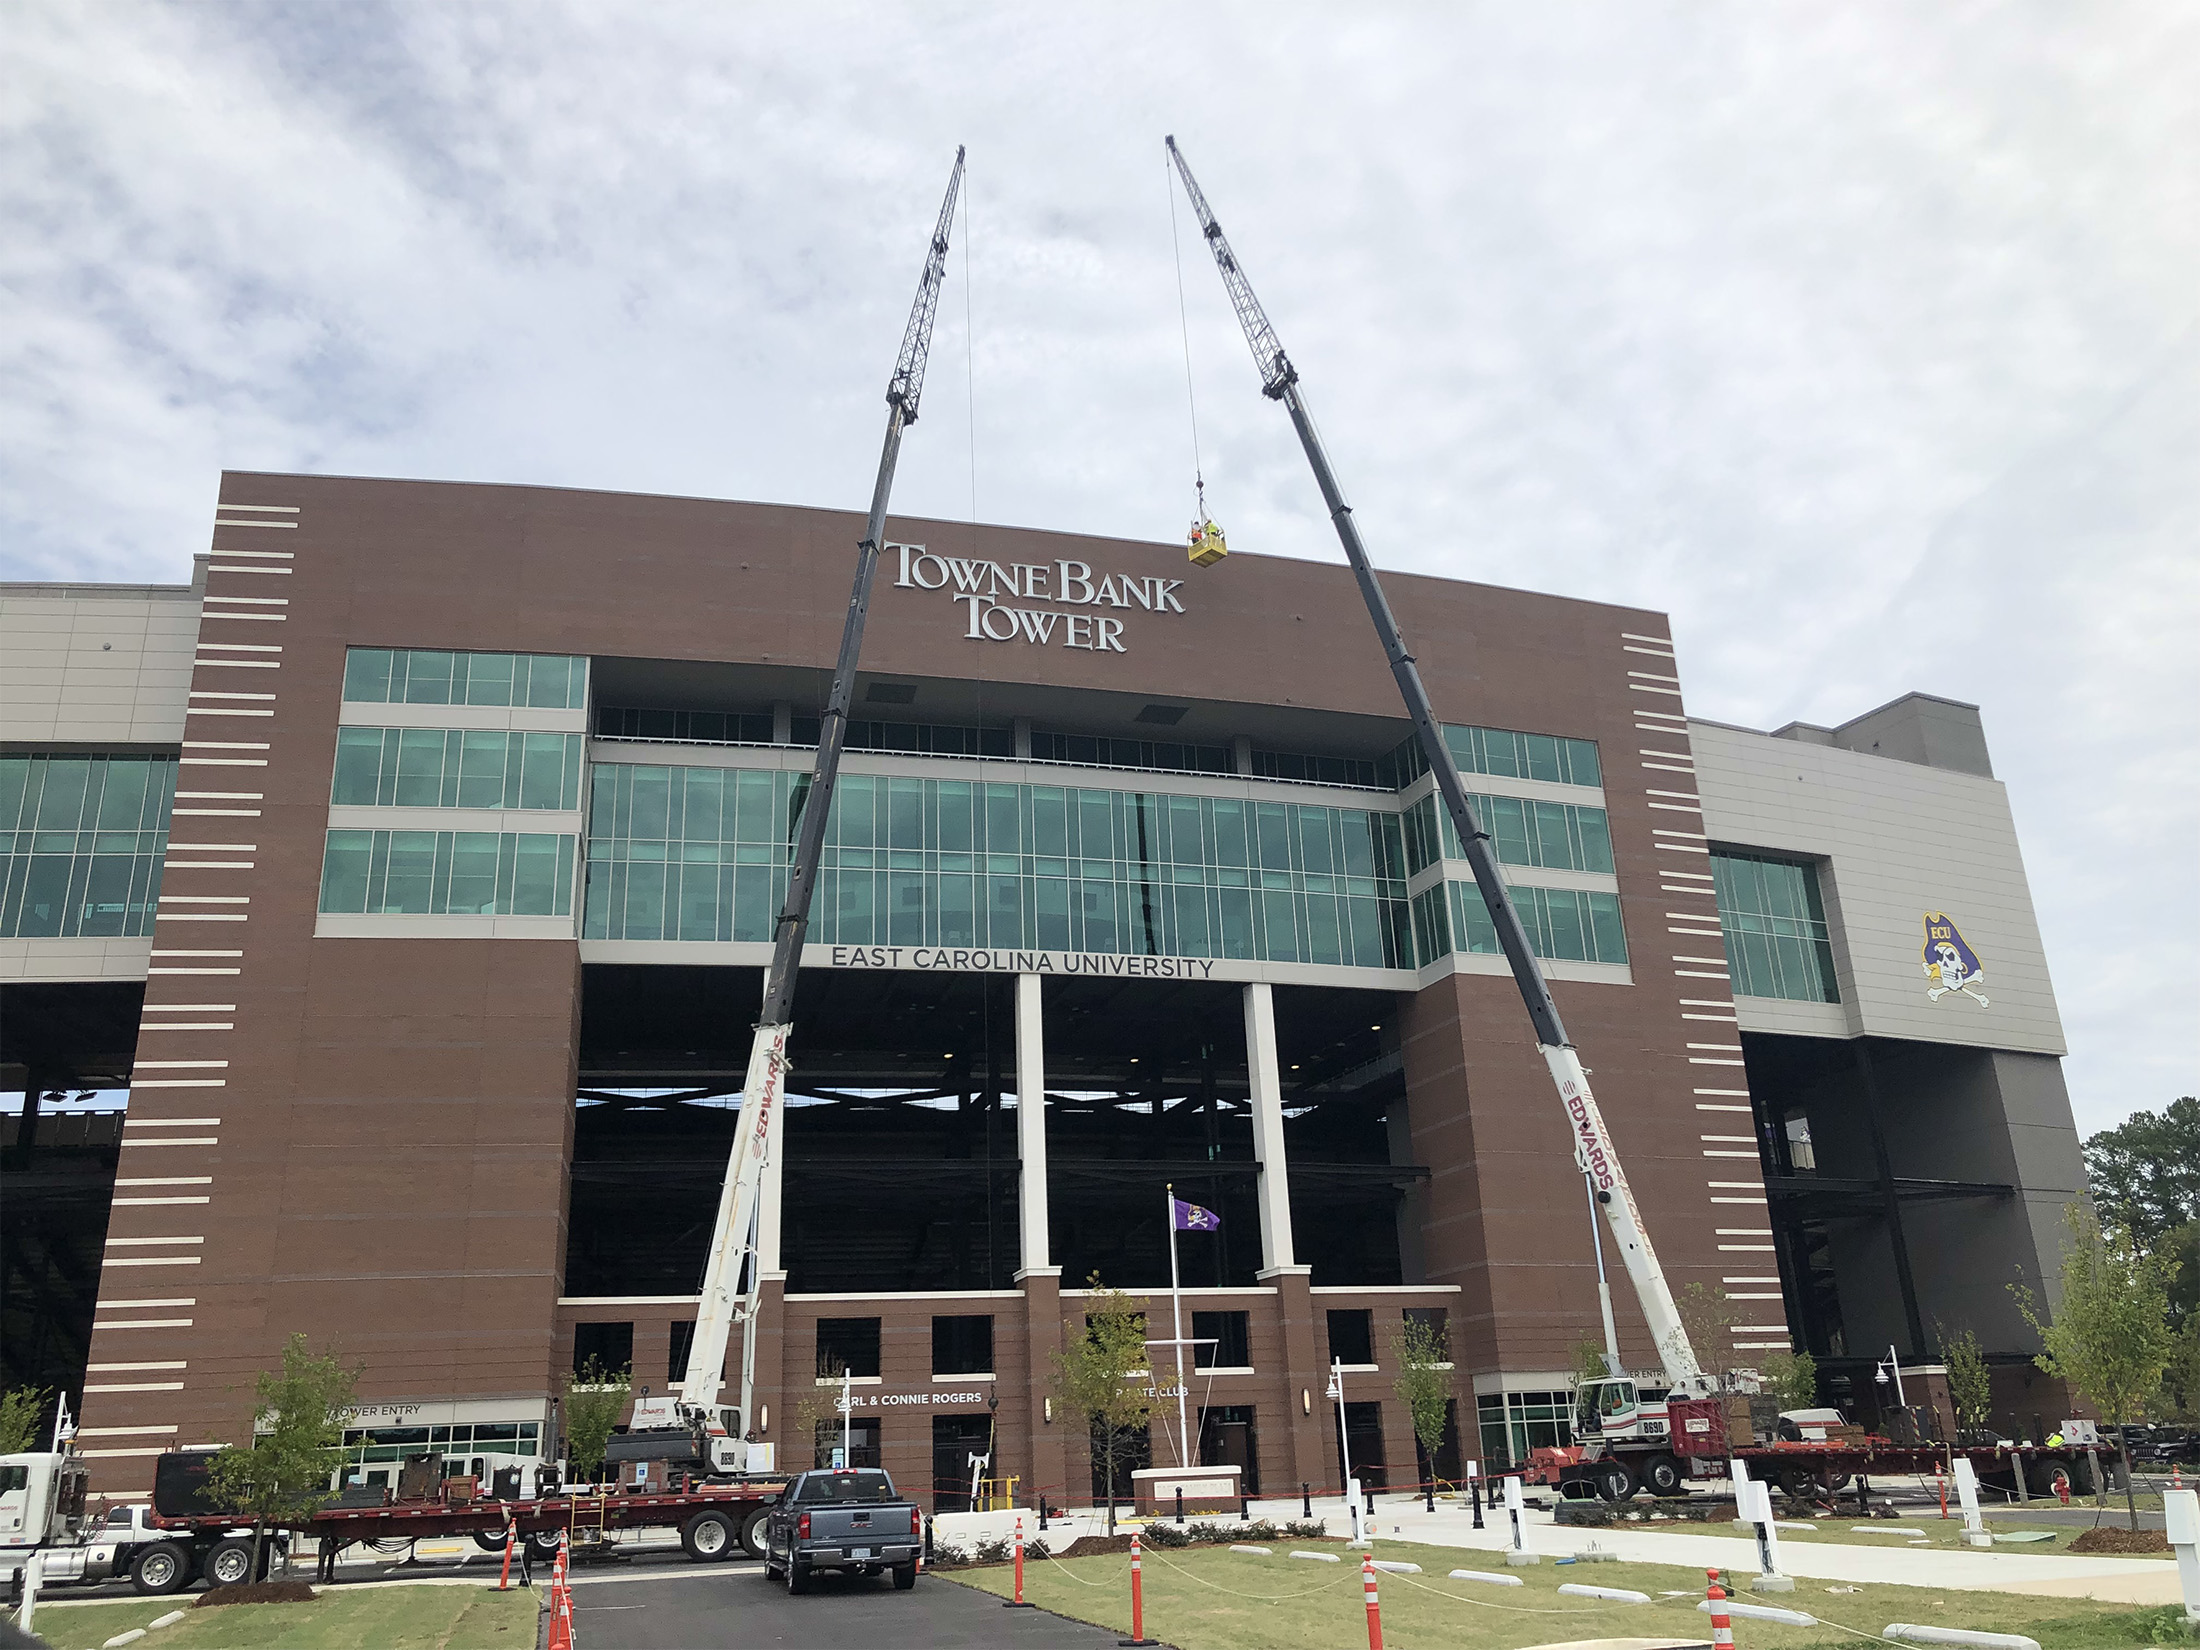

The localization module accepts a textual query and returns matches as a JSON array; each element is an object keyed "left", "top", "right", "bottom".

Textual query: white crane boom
[
  {"left": 672, "top": 148, "right": 967, "bottom": 1453},
  {"left": 1165, "top": 136, "right": 1709, "bottom": 1393}
]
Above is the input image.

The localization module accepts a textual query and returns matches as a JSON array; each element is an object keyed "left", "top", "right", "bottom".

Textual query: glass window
[
  {"left": 340, "top": 648, "right": 586, "bottom": 709},
  {"left": 317, "top": 830, "right": 576, "bottom": 918},
  {"left": 0, "top": 755, "right": 174, "bottom": 937},
  {"left": 1712, "top": 851, "right": 1839, "bottom": 1003},
  {"left": 329, "top": 728, "right": 582, "bottom": 814}
]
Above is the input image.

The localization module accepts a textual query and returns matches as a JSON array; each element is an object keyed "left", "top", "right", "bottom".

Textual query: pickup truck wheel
[
  {"left": 681, "top": 1510, "right": 735, "bottom": 1561},
  {"left": 738, "top": 1508, "right": 770, "bottom": 1559},
  {"left": 785, "top": 1555, "right": 811, "bottom": 1596},
  {"left": 1640, "top": 1454, "right": 1685, "bottom": 1497},
  {"left": 204, "top": 1537, "right": 256, "bottom": 1587},
  {"left": 130, "top": 1541, "right": 192, "bottom": 1596},
  {"left": 1593, "top": 1460, "right": 1637, "bottom": 1503},
  {"left": 892, "top": 1560, "right": 917, "bottom": 1590}
]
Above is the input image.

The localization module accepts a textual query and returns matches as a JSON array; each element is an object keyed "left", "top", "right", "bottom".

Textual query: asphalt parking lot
[{"left": 568, "top": 1560, "right": 1124, "bottom": 1649}]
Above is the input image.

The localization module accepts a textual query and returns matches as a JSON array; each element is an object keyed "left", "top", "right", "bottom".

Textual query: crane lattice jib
[
  {"left": 886, "top": 146, "right": 965, "bottom": 421},
  {"left": 1166, "top": 136, "right": 1293, "bottom": 399}
]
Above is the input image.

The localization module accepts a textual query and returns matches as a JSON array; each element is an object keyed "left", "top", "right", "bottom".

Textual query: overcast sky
[{"left": 7, "top": 2, "right": 2194, "bottom": 1138}]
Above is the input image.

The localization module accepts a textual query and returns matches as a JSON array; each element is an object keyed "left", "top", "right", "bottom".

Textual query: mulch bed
[
  {"left": 196, "top": 1580, "right": 318, "bottom": 1607},
  {"left": 2067, "top": 1525, "right": 2169, "bottom": 1554}
]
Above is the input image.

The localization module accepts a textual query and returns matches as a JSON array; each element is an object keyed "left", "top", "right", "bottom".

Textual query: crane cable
[{"left": 1165, "top": 149, "right": 1208, "bottom": 533}]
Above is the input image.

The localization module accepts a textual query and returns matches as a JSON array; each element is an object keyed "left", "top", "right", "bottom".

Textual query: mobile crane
[
  {"left": 1163, "top": 137, "right": 1715, "bottom": 1493},
  {"left": 623, "top": 147, "right": 968, "bottom": 1477}
]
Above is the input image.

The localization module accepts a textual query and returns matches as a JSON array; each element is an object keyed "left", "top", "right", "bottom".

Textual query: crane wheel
[
  {"left": 1640, "top": 1454, "right": 1685, "bottom": 1497},
  {"left": 1594, "top": 1461, "right": 1637, "bottom": 1503}
]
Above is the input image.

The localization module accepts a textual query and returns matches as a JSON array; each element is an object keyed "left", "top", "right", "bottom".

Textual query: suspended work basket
[{"left": 1187, "top": 519, "right": 1228, "bottom": 567}]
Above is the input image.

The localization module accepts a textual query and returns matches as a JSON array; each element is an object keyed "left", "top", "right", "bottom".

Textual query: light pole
[
  {"left": 1876, "top": 1346, "right": 1907, "bottom": 1408},
  {"left": 1327, "top": 1357, "right": 1362, "bottom": 1542}
]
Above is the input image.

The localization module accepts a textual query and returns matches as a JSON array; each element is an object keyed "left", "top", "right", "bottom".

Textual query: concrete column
[
  {"left": 1014, "top": 973, "right": 1053, "bottom": 1277},
  {"left": 1232, "top": 736, "right": 1254, "bottom": 777},
  {"left": 1243, "top": 983, "right": 1297, "bottom": 1273},
  {"left": 771, "top": 701, "right": 792, "bottom": 745},
  {"left": 1013, "top": 717, "right": 1033, "bottom": 760}
]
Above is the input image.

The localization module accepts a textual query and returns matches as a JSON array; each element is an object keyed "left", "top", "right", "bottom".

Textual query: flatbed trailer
[
  {"left": 1534, "top": 1421, "right": 2121, "bottom": 1505},
  {"left": 131, "top": 1481, "right": 786, "bottom": 1594}
]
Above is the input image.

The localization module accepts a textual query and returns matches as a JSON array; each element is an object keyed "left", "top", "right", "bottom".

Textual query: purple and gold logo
[{"left": 1922, "top": 913, "right": 1989, "bottom": 1007}]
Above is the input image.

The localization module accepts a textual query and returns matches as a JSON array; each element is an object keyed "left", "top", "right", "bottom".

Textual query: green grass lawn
[
  {"left": 22, "top": 1583, "right": 538, "bottom": 1650},
  {"left": 944, "top": 1539, "right": 2191, "bottom": 1650}
]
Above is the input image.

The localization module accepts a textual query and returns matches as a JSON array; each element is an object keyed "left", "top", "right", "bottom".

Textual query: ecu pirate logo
[{"left": 1921, "top": 913, "right": 1990, "bottom": 1006}]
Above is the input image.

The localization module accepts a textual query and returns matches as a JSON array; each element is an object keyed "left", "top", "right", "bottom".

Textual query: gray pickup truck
[{"left": 761, "top": 1468, "right": 923, "bottom": 1594}]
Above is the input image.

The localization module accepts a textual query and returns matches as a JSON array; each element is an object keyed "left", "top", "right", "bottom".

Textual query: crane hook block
[{"left": 1187, "top": 518, "right": 1228, "bottom": 567}]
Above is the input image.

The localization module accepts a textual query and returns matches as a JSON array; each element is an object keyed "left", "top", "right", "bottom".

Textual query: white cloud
[{"left": 3, "top": 0, "right": 2194, "bottom": 1133}]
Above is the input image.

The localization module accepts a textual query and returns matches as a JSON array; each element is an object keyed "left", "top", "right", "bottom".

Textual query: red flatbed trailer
[
  {"left": 1534, "top": 1398, "right": 2120, "bottom": 1505},
  {"left": 131, "top": 1481, "right": 786, "bottom": 1594}
]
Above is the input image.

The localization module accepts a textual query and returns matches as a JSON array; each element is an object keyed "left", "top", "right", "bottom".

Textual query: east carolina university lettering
[
  {"left": 830, "top": 944, "right": 1217, "bottom": 980},
  {"left": 892, "top": 543, "right": 1185, "bottom": 653}
]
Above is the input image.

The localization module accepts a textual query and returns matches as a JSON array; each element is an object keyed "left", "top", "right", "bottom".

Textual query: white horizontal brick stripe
[
  {"left": 1648, "top": 802, "right": 1703, "bottom": 814},
  {"left": 207, "top": 563, "right": 292, "bottom": 574},
  {"left": 165, "top": 845, "right": 255, "bottom": 853},
  {"left": 1629, "top": 683, "right": 1684, "bottom": 696},
  {"left": 1641, "top": 762, "right": 1695, "bottom": 774},
  {"left": 1635, "top": 707, "right": 1687, "bottom": 720},
  {"left": 80, "top": 1447, "right": 173, "bottom": 1458},
  {"left": 180, "top": 757, "right": 267, "bottom": 766},
  {"left": 115, "top": 1195, "right": 211, "bottom": 1206},
  {"left": 1627, "top": 670, "right": 1680, "bottom": 683},
  {"left": 216, "top": 503, "right": 298, "bottom": 512},
  {"left": 1654, "top": 828, "right": 1709, "bottom": 840},
  {"left": 85, "top": 1381, "right": 185, "bottom": 1393},
  {"left": 115, "top": 1178, "right": 211, "bottom": 1187},
  {"left": 154, "top": 912, "right": 248, "bottom": 921},
  {"left": 189, "top": 691, "right": 274, "bottom": 700},
  {"left": 183, "top": 708, "right": 273, "bottom": 717},
  {"left": 1700, "top": 1134, "right": 1754, "bottom": 1143},
  {"left": 199, "top": 609, "right": 285, "bottom": 620},
  {"left": 1703, "top": 1149, "right": 1758, "bottom": 1158},
  {"left": 211, "top": 520, "right": 298, "bottom": 532},
  {"left": 196, "top": 641, "right": 281, "bottom": 653},
  {"left": 104, "top": 1256, "right": 202, "bottom": 1267},
  {"left": 96, "top": 1296, "right": 194, "bottom": 1307},
  {"left": 88, "top": 1362, "right": 186, "bottom": 1372},
  {"left": 1646, "top": 789, "right": 1700, "bottom": 800},
  {"left": 134, "top": 1058, "right": 228, "bottom": 1067},
  {"left": 79, "top": 1426, "right": 181, "bottom": 1437},
  {"left": 1674, "top": 969, "right": 1730, "bottom": 979},
  {"left": 1682, "top": 1013, "right": 1738, "bottom": 1023},
  {"left": 1707, "top": 1180, "right": 1764, "bottom": 1189},
  {"left": 1666, "top": 869, "right": 1713, "bottom": 881},
  {"left": 141, "top": 1005, "right": 234, "bottom": 1013},
  {"left": 1695, "top": 1104, "right": 1751, "bottom": 1113},
  {"left": 1730, "top": 1325, "right": 1788, "bottom": 1334},
  {"left": 125, "top": 1114, "right": 223, "bottom": 1123},
  {"left": 92, "top": 1319, "right": 194, "bottom": 1329},
  {"left": 1694, "top": 1086, "right": 1749, "bottom": 1094},
  {"left": 193, "top": 658, "right": 280, "bottom": 667},
  {"left": 1719, "top": 1245, "right": 1775, "bottom": 1252},
  {"left": 116, "top": 1131, "right": 220, "bottom": 1139},
  {"left": 1657, "top": 842, "right": 1711, "bottom": 853},
  {"left": 1671, "top": 955, "right": 1727, "bottom": 966},
  {"left": 108, "top": 1236, "right": 204, "bottom": 1246},
  {"left": 1734, "top": 1341, "right": 1792, "bottom": 1349},
  {"left": 1711, "top": 1196, "right": 1767, "bottom": 1204},
  {"left": 1726, "top": 1292, "right": 1783, "bottom": 1300},
  {"left": 1690, "top": 1058, "right": 1746, "bottom": 1066},
  {"left": 1716, "top": 1228, "right": 1773, "bottom": 1236},
  {"left": 1669, "top": 927, "right": 1723, "bottom": 937},
  {"left": 170, "top": 808, "right": 262, "bottom": 816},
  {"left": 1687, "top": 1042, "right": 1742, "bottom": 1051},
  {"left": 201, "top": 596, "right": 287, "bottom": 606},
  {"left": 138, "top": 1022, "right": 233, "bottom": 1031},
  {"left": 162, "top": 862, "right": 253, "bottom": 871},
  {"left": 158, "top": 895, "right": 249, "bottom": 904},
  {"left": 149, "top": 968, "right": 241, "bottom": 976}
]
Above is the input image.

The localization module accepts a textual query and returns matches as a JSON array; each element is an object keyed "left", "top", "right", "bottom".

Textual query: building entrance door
[
  {"left": 931, "top": 1415, "right": 994, "bottom": 1514},
  {"left": 1199, "top": 1405, "right": 1259, "bottom": 1495},
  {"left": 1336, "top": 1401, "right": 1387, "bottom": 1490}
]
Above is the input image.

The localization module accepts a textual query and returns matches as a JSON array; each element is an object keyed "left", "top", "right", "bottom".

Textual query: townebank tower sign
[{"left": 894, "top": 543, "right": 1186, "bottom": 652}]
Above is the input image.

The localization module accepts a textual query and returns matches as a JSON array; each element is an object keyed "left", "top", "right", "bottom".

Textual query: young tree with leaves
[
  {"left": 204, "top": 1335, "right": 361, "bottom": 1577},
  {"left": 2011, "top": 1202, "right": 2177, "bottom": 1530},
  {"left": 0, "top": 1386, "right": 48, "bottom": 1455},
  {"left": 1938, "top": 1324, "right": 1993, "bottom": 1439},
  {"left": 2082, "top": 1097, "right": 2199, "bottom": 1246},
  {"left": 1392, "top": 1315, "right": 1454, "bottom": 1504},
  {"left": 561, "top": 1357, "right": 632, "bottom": 1486},
  {"left": 1758, "top": 1350, "right": 1817, "bottom": 1411},
  {"left": 1052, "top": 1276, "right": 1151, "bottom": 1534},
  {"left": 1675, "top": 1281, "right": 1740, "bottom": 1387}
]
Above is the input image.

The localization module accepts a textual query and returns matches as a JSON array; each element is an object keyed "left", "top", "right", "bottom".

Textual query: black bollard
[
  {"left": 1302, "top": 1482, "right": 1312, "bottom": 1519},
  {"left": 1175, "top": 1486, "right": 1186, "bottom": 1524},
  {"left": 1039, "top": 1497, "right": 1050, "bottom": 1532},
  {"left": 1471, "top": 1474, "right": 1484, "bottom": 1530},
  {"left": 1425, "top": 1475, "right": 1436, "bottom": 1513}
]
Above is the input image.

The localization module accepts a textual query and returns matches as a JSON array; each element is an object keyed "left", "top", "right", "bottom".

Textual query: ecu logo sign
[{"left": 1921, "top": 912, "right": 1990, "bottom": 1007}]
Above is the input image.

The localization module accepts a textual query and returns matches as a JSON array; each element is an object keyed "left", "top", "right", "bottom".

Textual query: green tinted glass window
[
  {"left": 1401, "top": 792, "right": 1617, "bottom": 877},
  {"left": 1423, "top": 881, "right": 1629, "bottom": 968},
  {"left": 1, "top": 755, "right": 175, "bottom": 937},
  {"left": 582, "top": 762, "right": 1413, "bottom": 968},
  {"left": 328, "top": 730, "right": 583, "bottom": 812},
  {"left": 340, "top": 649, "right": 587, "bottom": 709},
  {"left": 1711, "top": 851, "right": 1838, "bottom": 1002},
  {"left": 318, "top": 830, "right": 575, "bottom": 917}
]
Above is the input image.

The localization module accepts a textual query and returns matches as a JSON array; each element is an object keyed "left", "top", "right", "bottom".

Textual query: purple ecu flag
[{"left": 1172, "top": 1197, "right": 1221, "bottom": 1232}]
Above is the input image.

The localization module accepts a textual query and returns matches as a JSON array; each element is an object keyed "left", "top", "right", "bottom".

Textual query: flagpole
[{"left": 1166, "top": 1182, "right": 1190, "bottom": 1469}]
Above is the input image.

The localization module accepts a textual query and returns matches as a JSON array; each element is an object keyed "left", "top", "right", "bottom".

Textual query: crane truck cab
[
  {"left": 613, "top": 1399, "right": 774, "bottom": 1479},
  {"left": 1571, "top": 1377, "right": 1671, "bottom": 1446}
]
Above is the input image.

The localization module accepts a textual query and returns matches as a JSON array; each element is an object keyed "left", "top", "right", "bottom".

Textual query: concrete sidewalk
[{"left": 1239, "top": 1494, "right": 2183, "bottom": 1605}]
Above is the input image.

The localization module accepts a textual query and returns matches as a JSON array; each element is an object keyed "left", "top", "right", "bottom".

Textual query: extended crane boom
[
  {"left": 1164, "top": 136, "right": 1708, "bottom": 1393},
  {"left": 672, "top": 148, "right": 968, "bottom": 1460}
]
